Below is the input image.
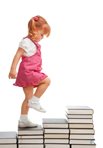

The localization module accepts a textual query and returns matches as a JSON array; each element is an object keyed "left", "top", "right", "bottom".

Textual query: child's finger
[{"left": 9, "top": 73, "right": 16, "bottom": 79}]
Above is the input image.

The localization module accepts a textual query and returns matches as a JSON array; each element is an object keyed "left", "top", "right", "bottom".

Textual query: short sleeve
[{"left": 19, "top": 38, "right": 37, "bottom": 57}]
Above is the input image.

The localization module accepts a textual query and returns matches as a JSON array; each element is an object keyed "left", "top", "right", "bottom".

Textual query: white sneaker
[
  {"left": 18, "top": 120, "right": 38, "bottom": 128},
  {"left": 28, "top": 100, "right": 46, "bottom": 113}
]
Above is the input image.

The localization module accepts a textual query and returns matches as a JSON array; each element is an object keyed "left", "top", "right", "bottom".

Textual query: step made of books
[
  {"left": 43, "top": 118, "right": 70, "bottom": 147},
  {"left": 65, "top": 106, "right": 96, "bottom": 147},
  {"left": 0, "top": 132, "right": 17, "bottom": 148},
  {"left": 0, "top": 106, "right": 96, "bottom": 148},
  {"left": 18, "top": 125, "right": 44, "bottom": 148}
]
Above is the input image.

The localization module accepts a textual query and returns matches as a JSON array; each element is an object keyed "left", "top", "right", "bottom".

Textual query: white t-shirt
[{"left": 19, "top": 38, "right": 37, "bottom": 57}]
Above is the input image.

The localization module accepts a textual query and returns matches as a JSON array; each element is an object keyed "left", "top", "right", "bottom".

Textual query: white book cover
[
  {"left": 71, "top": 144, "right": 96, "bottom": 148},
  {"left": 44, "top": 129, "right": 69, "bottom": 134},
  {"left": 70, "top": 129, "right": 95, "bottom": 134},
  {"left": 44, "top": 139, "right": 69, "bottom": 144},
  {"left": 66, "top": 106, "right": 92, "bottom": 110},
  {"left": 67, "top": 118, "right": 93, "bottom": 123},
  {"left": 0, "top": 145, "right": 17, "bottom": 148},
  {"left": 18, "top": 138, "right": 43, "bottom": 143},
  {"left": 43, "top": 118, "right": 68, "bottom": 128},
  {"left": 45, "top": 144, "right": 70, "bottom": 148},
  {"left": 70, "top": 139, "right": 95, "bottom": 144},
  {"left": 66, "top": 114, "right": 93, "bottom": 119},
  {"left": 66, "top": 106, "right": 93, "bottom": 115},
  {"left": 0, "top": 139, "right": 16, "bottom": 143},
  {"left": 0, "top": 132, "right": 17, "bottom": 144},
  {"left": 43, "top": 118, "right": 68, "bottom": 124},
  {"left": 66, "top": 110, "right": 93, "bottom": 115},
  {"left": 44, "top": 134, "right": 69, "bottom": 139},
  {"left": 66, "top": 105, "right": 92, "bottom": 110},
  {"left": 69, "top": 124, "right": 94, "bottom": 129},
  {"left": 18, "top": 135, "right": 43, "bottom": 139},
  {"left": 19, "top": 144, "right": 43, "bottom": 148},
  {"left": 70, "top": 134, "right": 94, "bottom": 139},
  {"left": 43, "top": 124, "right": 68, "bottom": 128}
]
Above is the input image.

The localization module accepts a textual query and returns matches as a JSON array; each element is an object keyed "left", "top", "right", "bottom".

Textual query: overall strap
[{"left": 23, "top": 36, "right": 39, "bottom": 49}]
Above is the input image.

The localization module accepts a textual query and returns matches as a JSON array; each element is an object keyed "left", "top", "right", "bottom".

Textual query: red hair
[{"left": 28, "top": 15, "right": 51, "bottom": 38}]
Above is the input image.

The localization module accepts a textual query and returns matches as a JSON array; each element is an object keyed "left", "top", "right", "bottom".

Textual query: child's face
[{"left": 33, "top": 30, "right": 44, "bottom": 42}]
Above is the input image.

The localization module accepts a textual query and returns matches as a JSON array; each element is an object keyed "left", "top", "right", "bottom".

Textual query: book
[
  {"left": 19, "top": 144, "right": 44, "bottom": 148},
  {"left": 70, "top": 139, "right": 95, "bottom": 144},
  {"left": 69, "top": 124, "right": 94, "bottom": 129},
  {"left": 0, "top": 132, "right": 17, "bottom": 144},
  {"left": 67, "top": 118, "right": 93, "bottom": 123},
  {"left": 45, "top": 144, "right": 70, "bottom": 148},
  {"left": 44, "top": 139, "right": 69, "bottom": 144},
  {"left": 43, "top": 118, "right": 68, "bottom": 128},
  {"left": 18, "top": 138, "right": 43, "bottom": 144},
  {"left": 44, "top": 129, "right": 69, "bottom": 134},
  {"left": 66, "top": 106, "right": 93, "bottom": 115},
  {"left": 71, "top": 144, "right": 96, "bottom": 148},
  {"left": 44, "top": 134, "right": 69, "bottom": 139},
  {"left": 0, "top": 145, "right": 17, "bottom": 148},
  {"left": 43, "top": 124, "right": 68, "bottom": 128},
  {"left": 70, "top": 129, "right": 95, "bottom": 134},
  {"left": 18, "top": 126, "right": 43, "bottom": 135},
  {"left": 66, "top": 114, "right": 93, "bottom": 119},
  {"left": 18, "top": 135, "right": 43, "bottom": 139},
  {"left": 70, "top": 134, "right": 94, "bottom": 139},
  {"left": 66, "top": 106, "right": 93, "bottom": 110}
]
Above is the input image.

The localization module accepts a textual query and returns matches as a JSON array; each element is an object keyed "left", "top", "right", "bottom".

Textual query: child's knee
[
  {"left": 39, "top": 77, "right": 51, "bottom": 86},
  {"left": 45, "top": 77, "right": 51, "bottom": 86}
]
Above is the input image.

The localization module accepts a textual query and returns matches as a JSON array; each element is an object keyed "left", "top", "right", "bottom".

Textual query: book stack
[
  {"left": 43, "top": 118, "right": 70, "bottom": 148},
  {"left": 66, "top": 106, "right": 96, "bottom": 148},
  {"left": 0, "top": 131, "right": 17, "bottom": 148},
  {"left": 18, "top": 125, "right": 44, "bottom": 148}
]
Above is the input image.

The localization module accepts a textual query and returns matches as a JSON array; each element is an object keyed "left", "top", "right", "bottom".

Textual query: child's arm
[{"left": 9, "top": 48, "right": 25, "bottom": 79}]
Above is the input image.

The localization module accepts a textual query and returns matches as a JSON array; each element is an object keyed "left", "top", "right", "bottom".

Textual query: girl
[{"left": 8, "top": 15, "right": 51, "bottom": 128}]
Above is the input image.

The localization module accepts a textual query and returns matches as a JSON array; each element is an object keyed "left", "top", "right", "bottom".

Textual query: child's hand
[{"left": 8, "top": 69, "right": 17, "bottom": 79}]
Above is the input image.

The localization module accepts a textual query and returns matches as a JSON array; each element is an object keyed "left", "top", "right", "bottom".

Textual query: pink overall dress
[{"left": 14, "top": 37, "right": 47, "bottom": 87}]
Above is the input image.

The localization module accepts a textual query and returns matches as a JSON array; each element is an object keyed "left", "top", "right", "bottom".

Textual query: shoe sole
[{"left": 18, "top": 125, "right": 38, "bottom": 128}]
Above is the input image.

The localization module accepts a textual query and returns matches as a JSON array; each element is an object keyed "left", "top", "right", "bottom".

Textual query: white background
[{"left": 0, "top": 0, "right": 103, "bottom": 147}]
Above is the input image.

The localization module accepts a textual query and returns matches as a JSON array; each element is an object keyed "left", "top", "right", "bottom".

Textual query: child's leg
[
  {"left": 19, "top": 86, "right": 38, "bottom": 128},
  {"left": 21, "top": 86, "right": 33, "bottom": 114},
  {"left": 28, "top": 77, "right": 51, "bottom": 113},
  {"left": 34, "top": 77, "right": 51, "bottom": 98}
]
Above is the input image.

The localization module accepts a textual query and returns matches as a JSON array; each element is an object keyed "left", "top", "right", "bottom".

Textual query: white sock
[
  {"left": 20, "top": 115, "right": 28, "bottom": 122},
  {"left": 30, "top": 96, "right": 40, "bottom": 103}
]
